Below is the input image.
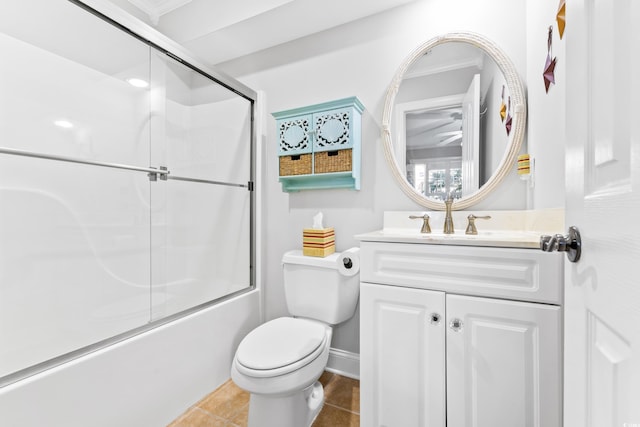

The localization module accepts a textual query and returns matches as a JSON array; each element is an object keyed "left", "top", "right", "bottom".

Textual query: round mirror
[{"left": 382, "top": 32, "right": 526, "bottom": 210}]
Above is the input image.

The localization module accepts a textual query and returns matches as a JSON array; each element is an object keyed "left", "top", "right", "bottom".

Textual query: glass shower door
[
  {"left": 0, "top": 0, "right": 153, "bottom": 378},
  {"left": 149, "top": 52, "right": 253, "bottom": 320},
  {"left": 0, "top": 0, "right": 255, "bottom": 385}
]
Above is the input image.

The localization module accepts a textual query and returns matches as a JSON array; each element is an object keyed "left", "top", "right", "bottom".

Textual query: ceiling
[{"left": 105, "top": 0, "right": 418, "bottom": 64}]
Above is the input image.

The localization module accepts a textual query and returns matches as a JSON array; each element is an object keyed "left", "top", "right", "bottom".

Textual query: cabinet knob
[
  {"left": 430, "top": 313, "right": 441, "bottom": 325},
  {"left": 449, "top": 318, "right": 463, "bottom": 332}
]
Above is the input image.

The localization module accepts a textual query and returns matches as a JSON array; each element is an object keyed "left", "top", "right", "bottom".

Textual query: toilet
[{"left": 231, "top": 248, "right": 360, "bottom": 427}]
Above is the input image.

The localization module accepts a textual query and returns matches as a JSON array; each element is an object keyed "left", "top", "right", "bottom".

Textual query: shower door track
[{"left": 0, "top": 286, "right": 253, "bottom": 389}]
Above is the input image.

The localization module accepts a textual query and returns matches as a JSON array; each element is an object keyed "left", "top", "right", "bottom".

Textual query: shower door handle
[{"left": 148, "top": 166, "right": 169, "bottom": 181}]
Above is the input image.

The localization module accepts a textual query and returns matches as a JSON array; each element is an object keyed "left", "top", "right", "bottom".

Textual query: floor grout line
[{"left": 323, "top": 402, "right": 360, "bottom": 415}]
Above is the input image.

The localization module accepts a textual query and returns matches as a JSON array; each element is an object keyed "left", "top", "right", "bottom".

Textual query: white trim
[
  {"left": 255, "top": 90, "right": 266, "bottom": 324},
  {"left": 326, "top": 348, "right": 360, "bottom": 380}
]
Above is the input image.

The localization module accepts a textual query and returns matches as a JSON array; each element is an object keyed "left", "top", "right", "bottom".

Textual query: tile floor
[{"left": 168, "top": 371, "right": 359, "bottom": 427}]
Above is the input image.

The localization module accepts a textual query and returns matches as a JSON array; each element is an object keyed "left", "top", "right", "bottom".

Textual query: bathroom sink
[{"left": 356, "top": 209, "right": 565, "bottom": 249}]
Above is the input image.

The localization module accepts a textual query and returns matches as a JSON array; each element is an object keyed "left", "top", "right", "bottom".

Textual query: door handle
[{"left": 540, "top": 226, "right": 581, "bottom": 263}]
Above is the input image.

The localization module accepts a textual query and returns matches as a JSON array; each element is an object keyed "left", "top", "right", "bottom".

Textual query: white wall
[
  {"left": 526, "top": 1, "right": 567, "bottom": 209},
  {"left": 217, "top": 0, "right": 565, "bottom": 357}
]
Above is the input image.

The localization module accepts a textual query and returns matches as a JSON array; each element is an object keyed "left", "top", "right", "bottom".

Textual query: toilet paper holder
[{"left": 343, "top": 257, "right": 353, "bottom": 269}]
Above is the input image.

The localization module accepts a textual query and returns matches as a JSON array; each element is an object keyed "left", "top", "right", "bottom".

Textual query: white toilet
[{"left": 231, "top": 248, "right": 360, "bottom": 427}]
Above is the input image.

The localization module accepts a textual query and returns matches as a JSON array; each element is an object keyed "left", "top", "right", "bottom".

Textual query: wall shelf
[
  {"left": 278, "top": 171, "right": 357, "bottom": 192},
  {"left": 273, "top": 96, "right": 364, "bottom": 192}
]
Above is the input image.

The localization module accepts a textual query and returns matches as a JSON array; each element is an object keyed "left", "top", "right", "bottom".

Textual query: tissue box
[{"left": 303, "top": 227, "right": 335, "bottom": 257}]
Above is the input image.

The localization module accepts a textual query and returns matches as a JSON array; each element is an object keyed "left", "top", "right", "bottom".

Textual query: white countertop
[
  {"left": 356, "top": 229, "right": 544, "bottom": 248},
  {"left": 356, "top": 208, "right": 565, "bottom": 249}
]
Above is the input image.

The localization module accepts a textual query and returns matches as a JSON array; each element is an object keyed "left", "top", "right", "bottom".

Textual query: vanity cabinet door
[
  {"left": 446, "top": 294, "right": 562, "bottom": 427},
  {"left": 360, "top": 282, "right": 446, "bottom": 427}
]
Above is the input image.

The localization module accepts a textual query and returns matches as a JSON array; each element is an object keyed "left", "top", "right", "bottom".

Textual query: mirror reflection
[{"left": 392, "top": 41, "right": 513, "bottom": 201}]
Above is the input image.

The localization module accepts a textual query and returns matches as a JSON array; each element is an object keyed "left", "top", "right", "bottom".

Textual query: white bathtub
[{"left": 0, "top": 289, "right": 261, "bottom": 427}]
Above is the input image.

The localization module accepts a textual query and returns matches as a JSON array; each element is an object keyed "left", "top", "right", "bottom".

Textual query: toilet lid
[{"left": 236, "top": 317, "right": 327, "bottom": 372}]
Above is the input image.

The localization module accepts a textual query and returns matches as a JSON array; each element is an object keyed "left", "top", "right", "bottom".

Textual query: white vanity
[
  {"left": 357, "top": 210, "right": 564, "bottom": 427},
  {"left": 369, "top": 30, "right": 567, "bottom": 426}
]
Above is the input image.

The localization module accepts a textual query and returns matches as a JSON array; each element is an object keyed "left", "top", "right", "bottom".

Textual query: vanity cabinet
[
  {"left": 359, "top": 241, "right": 563, "bottom": 427},
  {"left": 272, "top": 96, "right": 364, "bottom": 192}
]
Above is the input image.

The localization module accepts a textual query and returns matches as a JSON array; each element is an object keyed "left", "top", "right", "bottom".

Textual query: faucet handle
[
  {"left": 409, "top": 214, "right": 431, "bottom": 234},
  {"left": 465, "top": 214, "right": 491, "bottom": 235}
]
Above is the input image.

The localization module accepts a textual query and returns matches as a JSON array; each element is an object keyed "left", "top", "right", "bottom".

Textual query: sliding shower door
[
  {"left": 149, "top": 52, "right": 253, "bottom": 320},
  {"left": 0, "top": 0, "right": 254, "bottom": 383}
]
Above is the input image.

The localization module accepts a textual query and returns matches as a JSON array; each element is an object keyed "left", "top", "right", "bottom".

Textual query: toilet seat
[{"left": 235, "top": 317, "right": 328, "bottom": 378}]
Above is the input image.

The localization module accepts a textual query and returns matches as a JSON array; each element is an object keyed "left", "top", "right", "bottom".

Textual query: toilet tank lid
[{"left": 282, "top": 250, "right": 340, "bottom": 269}]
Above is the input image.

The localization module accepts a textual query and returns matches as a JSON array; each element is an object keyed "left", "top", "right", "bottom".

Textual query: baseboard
[{"left": 326, "top": 348, "right": 359, "bottom": 380}]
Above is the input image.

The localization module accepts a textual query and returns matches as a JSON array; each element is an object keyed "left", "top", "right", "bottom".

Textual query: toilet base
[{"left": 247, "top": 381, "right": 324, "bottom": 427}]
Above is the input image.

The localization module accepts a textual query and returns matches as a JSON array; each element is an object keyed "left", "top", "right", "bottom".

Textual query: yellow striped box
[{"left": 302, "top": 227, "right": 335, "bottom": 257}]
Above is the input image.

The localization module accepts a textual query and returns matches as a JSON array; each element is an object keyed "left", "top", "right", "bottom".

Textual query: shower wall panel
[
  {"left": 0, "top": 160, "right": 152, "bottom": 378},
  {"left": 151, "top": 182, "right": 251, "bottom": 319},
  {"left": 0, "top": 2, "right": 151, "bottom": 165}
]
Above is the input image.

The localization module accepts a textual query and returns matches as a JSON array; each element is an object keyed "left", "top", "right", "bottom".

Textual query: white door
[
  {"left": 446, "top": 294, "right": 562, "bottom": 427},
  {"left": 461, "top": 74, "right": 480, "bottom": 195},
  {"left": 360, "top": 283, "right": 446, "bottom": 427},
  {"left": 564, "top": 1, "right": 640, "bottom": 426}
]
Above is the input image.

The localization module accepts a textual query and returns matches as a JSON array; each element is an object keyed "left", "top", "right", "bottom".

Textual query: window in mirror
[{"left": 409, "top": 158, "right": 463, "bottom": 200}]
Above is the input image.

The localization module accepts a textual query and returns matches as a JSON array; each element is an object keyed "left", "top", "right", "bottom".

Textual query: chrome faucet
[
  {"left": 443, "top": 193, "right": 454, "bottom": 234},
  {"left": 409, "top": 213, "right": 431, "bottom": 233}
]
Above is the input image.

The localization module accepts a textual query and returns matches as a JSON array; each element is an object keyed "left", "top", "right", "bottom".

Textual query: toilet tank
[{"left": 282, "top": 249, "right": 360, "bottom": 325}]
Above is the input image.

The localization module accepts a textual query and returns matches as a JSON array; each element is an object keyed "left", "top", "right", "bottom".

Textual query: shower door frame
[{"left": 0, "top": 0, "right": 258, "bottom": 388}]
